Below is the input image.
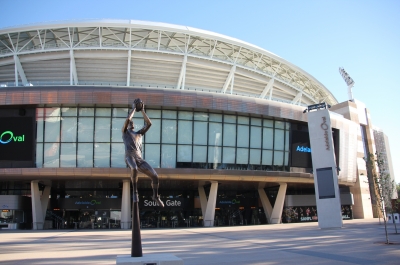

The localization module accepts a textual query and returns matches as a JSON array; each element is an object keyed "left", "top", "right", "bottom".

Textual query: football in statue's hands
[{"left": 134, "top": 99, "right": 143, "bottom": 111}]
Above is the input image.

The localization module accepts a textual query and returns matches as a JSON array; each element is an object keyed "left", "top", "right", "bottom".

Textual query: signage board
[{"left": 0, "top": 117, "right": 34, "bottom": 161}]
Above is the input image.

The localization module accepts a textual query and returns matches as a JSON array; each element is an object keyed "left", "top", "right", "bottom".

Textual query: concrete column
[
  {"left": 120, "top": 179, "right": 131, "bottom": 229},
  {"left": 198, "top": 185, "right": 208, "bottom": 217},
  {"left": 203, "top": 181, "right": 218, "bottom": 227},
  {"left": 31, "top": 180, "right": 44, "bottom": 230},
  {"left": 258, "top": 188, "right": 272, "bottom": 222},
  {"left": 41, "top": 185, "right": 51, "bottom": 222},
  {"left": 270, "top": 183, "right": 287, "bottom": 224}
]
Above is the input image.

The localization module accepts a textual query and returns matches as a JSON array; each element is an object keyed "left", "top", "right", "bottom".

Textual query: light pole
[{"left": 339, "top": 67, "right": 355, "bottom": 101}]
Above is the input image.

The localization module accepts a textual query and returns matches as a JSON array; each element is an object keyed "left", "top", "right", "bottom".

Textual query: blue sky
[{"left": 1, "top": 0, "right": 400, "bottom": 183}]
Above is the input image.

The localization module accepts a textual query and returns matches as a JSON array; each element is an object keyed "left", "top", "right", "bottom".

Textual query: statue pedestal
[{"left": 116, "top": 254, "right": 183, "bottom": 265}]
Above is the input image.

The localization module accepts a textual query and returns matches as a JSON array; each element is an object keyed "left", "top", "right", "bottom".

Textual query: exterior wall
[{"left": 373, "top": 128, "right": 397, "bottom": 200}]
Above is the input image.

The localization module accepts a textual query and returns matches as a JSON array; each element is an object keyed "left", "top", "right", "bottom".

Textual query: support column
[
  {"left": 198, "top": 185, "right": 208, "bottom": 217},
  {"left": 203, "top": 181, "right": 218, "bottom": 227},
  {"left": 41, "top": 185, "right": 51, "bottom": 223},
  {"left": 31, "top": 180, "right": 44, "bottom": 230},
  {"left": 121, "top": 179, "right": 131, "bottom": 229},
  {"left": 258, "top": 188, "right": 272, "bottom": 222},
  {"left": 270, "top": 183, "right": 287, "bottom": 224}
]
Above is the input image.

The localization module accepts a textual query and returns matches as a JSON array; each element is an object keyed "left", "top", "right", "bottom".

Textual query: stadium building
[{"left": 0, "top": 20, "right": 393, "bottom": 230}]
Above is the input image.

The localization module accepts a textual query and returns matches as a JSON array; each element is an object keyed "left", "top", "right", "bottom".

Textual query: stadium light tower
[{"left": 339, "top": 67, "right": 355, "bottom": 101}]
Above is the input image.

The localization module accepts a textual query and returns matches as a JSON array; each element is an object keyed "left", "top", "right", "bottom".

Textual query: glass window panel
[
  {"left": 237, "top": 125, "right": 249, "bottom": 148},
  {"left": 44, "top": 119, "right": 60, "bottom": 142},
  {"left": 94, "top": 143, "right": 110, "bottom": 167},
  {"left": 147, "top": 109, "right": 161, "bottom": 118},
  {"left": 177, "top": 145, "right": 192, "bottom": 162},
  {"left": 285, "top": 130, "right": 289, "bottom": 151},
  {"left": 284, "top": 151, "right": 289, "bottom": 166},
  {"left": 61, "top": 117, "right": 77, "bottom": 142},
  {"left": 250, "top": 127, "right": 261, "bottom": 148},
  {"left": 194, "top": 112, "right": 208, "bottom": 121},
  {"left": 193, "top": 122, "right": 207, "bottom": 145},
  {"left": 224, "top": 115, "right": 236, "bottom": 123},
  {"left": 145, "top": 144, "right": 160, "bottom": 168},
  {"left": 263, "top": 119, "right": 273, "bottom": 127},
  {"left": 112, "top": 118, "right": 125, "bottom": 142},
  {"left": 178, "top": 111, "right": 193, "bottom": 120},
  {"left": 208, "top": 146, "right": 221, "bottom": 166},
  {"left": 36, "top": 108, "right": 44, "bottom": 118},
  {"left": 77, "top": 143, "right": 93, "bottom": 167},
  {"left": 96, "top": 108, "right": 111, "bottom": 116},
  {"left": 36, "top": 143, "right": 43, "bottom": 168},
  {"left": 162, "top": 120, "right": 176, "bottom": 144},
  {"left": 145, "top": 119, "right": 160, "bottom": 143},
  {"left": 112, "top": 108, "right": 129, "bottom": 117},
  {"left": 223, "top": 124, "right": 236, "bottom": 147},
  {"left": 238, "top": 116, "right": 249, "bottom": 125},
  {"left": 79, "top": 108, "right": 94, "bottom": 116},
  {"left": 193, "top": 146, "right": 207, "bottom": 162},
  {"left": 208, "top": 123, "right": 222, "bottom": 146},
  {"left": 209, "top": 113, "right": 222, "bottom": 122},
  {"left": 262, "top": 150, "right": 273, "bottom": 165},
  {"left": 95, "top": 117, "right": 111, "bottom": 142},
  {"left": 60, "top": 143, "right": 76, "bottom": 167},
  {"left": 111, "top": 143, "right": 125, "bottom": 167},
  {"left": 222, "top": 147, "right": 235, "bottom": 163},
  {"left": 178, "top": 120, "right": 192, "bottom": 144},
  {"left": 285, "top": 122, "right": 291, "bottom": 130},
  {"left": 36, "top": 119, "right": 44, "bottom": 143},
  {"left": 237, "top": 148, "right": 249, "bottom": 164},
  {"left": 275, "top": 121, "right": 285, "bottom": 129},
  {"left": 262, "top": 128, "right": 273, "bottom": 149},
  {"left": 61, "top": 107, "right": 77, "bottom": 116},
  {"left": 162, "top": 110, "right": 177, "bottom": 119},
  {"left": 78, "top": 117, "right": 94, "bottom": 142},
  {"left": 44, "top": 107, "right": 60, "bottom": 119},
  {"left": 161, "top": 145, "right": 176, "bottom": 168},
  {"left": 251, "top": 118, "right": 262, "bottom": 126},
  {"left": 43, "top": 143, "right": 59, "bottom": 167},
  {"left": 274, "top": 129, "right": 284, "bottom": 150},
  {"left": 250, "top": 149, "right": 261, "bottom": 165},
  {"left": 274, "top": 151, "right": 284, "bottom": 165},
  {"left": 132, "top": 116, "right": 145, "bottom": 132}
]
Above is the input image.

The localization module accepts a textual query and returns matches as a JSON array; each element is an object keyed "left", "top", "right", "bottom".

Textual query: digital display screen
[
  {"left": 0, "top": 117, "right": 34, "bottom": 161},
  {"left": 291, "top": 130, "right": 312, "bottom": 168},
  {"left": 316, "top": 167, "right": 336, "bottom": 199}
]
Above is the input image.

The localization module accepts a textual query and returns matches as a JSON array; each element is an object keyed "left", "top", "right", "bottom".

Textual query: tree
[{"left": 365, "top": 153, "right": 397, "bottom": 244}]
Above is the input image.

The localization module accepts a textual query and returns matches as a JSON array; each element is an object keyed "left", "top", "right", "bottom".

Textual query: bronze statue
[
  {"left": 122, "top": 98, "right": 164, "bottom": 257},
  {"left": 122, "top": 98, "right": 164, "bottom": 208}
]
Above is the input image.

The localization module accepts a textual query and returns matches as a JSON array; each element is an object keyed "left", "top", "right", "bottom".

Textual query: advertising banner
[{"left": 0, "top": 117, "right": 34, "bottom": 161}]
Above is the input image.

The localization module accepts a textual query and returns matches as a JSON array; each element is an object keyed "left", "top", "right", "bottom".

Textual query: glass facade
[{"left": 36, "top": 107, "right": 290, "bottom": 171}]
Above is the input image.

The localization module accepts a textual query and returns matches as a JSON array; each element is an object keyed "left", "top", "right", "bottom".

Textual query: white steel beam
[
  {"left": 14, "top": 55, "right": 28, "bottom": 86},
  {"left": 260, "top": 77, "right": 274, "bottom": 99},
  {"left": 127, "top": 49, "right": 132, "bottom": 86},
  {"left": 176, "top": 54, "right": 187, "bottom": 90},
  {"left": 291, "top": 91, "right": 303, "bottom": 105},
  {"left": 221, "top": 64, "right": 236, "bottom": 93},
  {"left": 69, "top": 50, "right": 78, "bottom": 85}
]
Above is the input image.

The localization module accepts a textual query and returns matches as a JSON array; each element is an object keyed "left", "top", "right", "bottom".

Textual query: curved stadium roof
[{"left": 0, "top": 19, "right": 338, "bottom": 106}]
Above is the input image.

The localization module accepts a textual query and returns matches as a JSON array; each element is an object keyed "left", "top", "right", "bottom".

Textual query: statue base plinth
[{"left": 116, "top": 254, "right": 183, "bottom": 265}]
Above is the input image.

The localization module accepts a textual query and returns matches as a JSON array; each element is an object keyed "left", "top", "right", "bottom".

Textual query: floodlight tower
[{"left": 339, "top": 67, "right": 355, "bottom": 101}]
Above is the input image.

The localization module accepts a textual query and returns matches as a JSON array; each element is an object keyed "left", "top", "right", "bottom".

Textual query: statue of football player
[{"left": 122, "top": 98, "right": 164, "bottom": 207}]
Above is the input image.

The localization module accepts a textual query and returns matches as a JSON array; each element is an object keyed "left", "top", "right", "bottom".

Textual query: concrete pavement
[{"left": 1, "top": 219, "right": 400, "bottom": 265}]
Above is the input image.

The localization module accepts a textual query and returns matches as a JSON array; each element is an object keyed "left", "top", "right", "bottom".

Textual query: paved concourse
[{"left": 1, "top": 219, "right": 400, "bottom": 265}]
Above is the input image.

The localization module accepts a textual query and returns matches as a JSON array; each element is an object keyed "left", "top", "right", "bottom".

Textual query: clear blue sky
[{"left": 1, "top": 0, "right": 399, "bottom": 183}]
